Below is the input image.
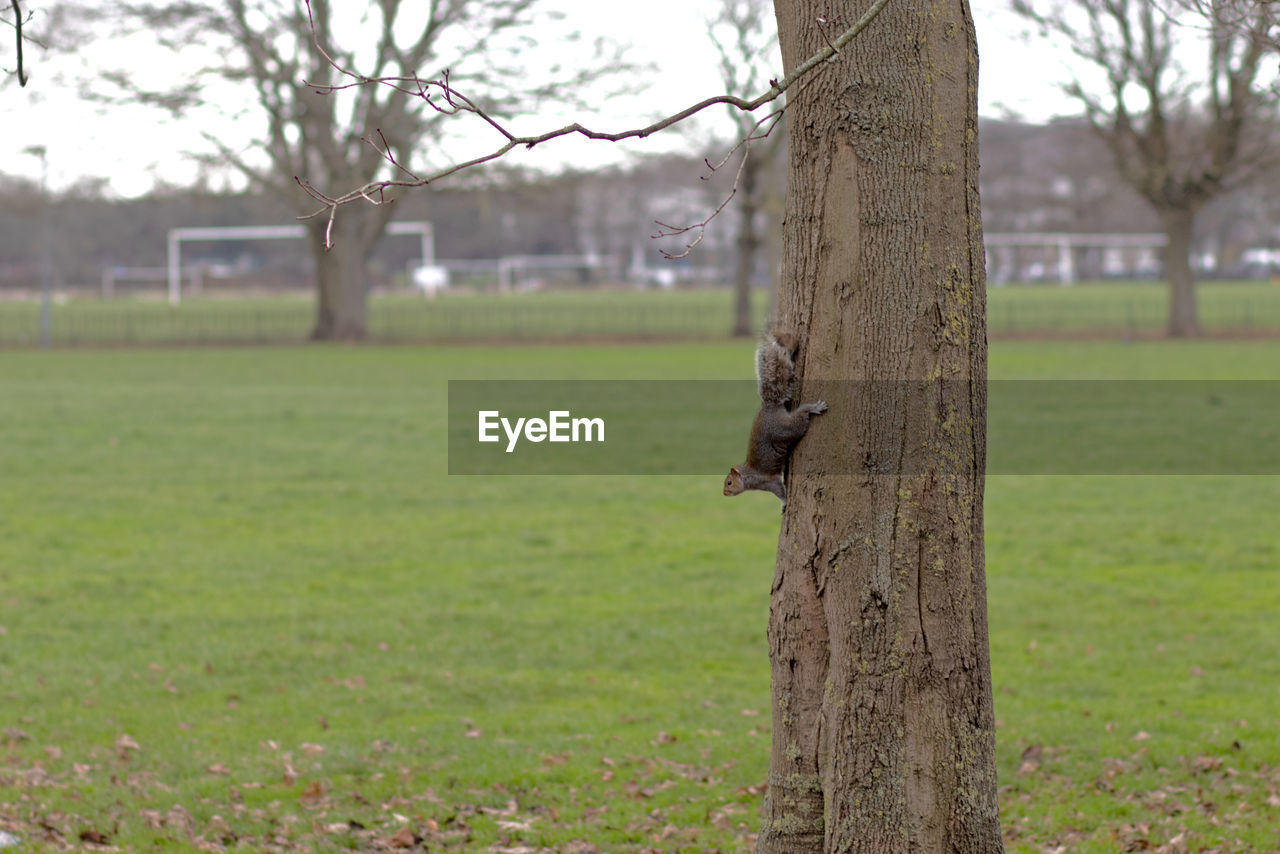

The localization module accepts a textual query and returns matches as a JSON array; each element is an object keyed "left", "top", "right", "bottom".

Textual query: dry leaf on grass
[
  {"left": 298, "top": 780, "right": 325, "bottom": 807},
  {"left": 78, "top": 828, "right": 110, "bottom": 844},
  {"left": 386, "top": 824, "right": 419, "bottom": 848},
  {"left": 115, "top": 733, "right": 141, "bottom": 759},
  {"left": 1018, "top": 743, "right": 1043, "bottom": 776}
]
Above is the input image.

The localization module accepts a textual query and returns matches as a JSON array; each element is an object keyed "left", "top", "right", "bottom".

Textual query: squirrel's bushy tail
[{"left": 756, "top": 331, "right": 798, "bottom": 408}]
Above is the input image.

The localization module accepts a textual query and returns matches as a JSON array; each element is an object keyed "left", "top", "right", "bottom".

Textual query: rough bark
[
  {"left": 734, "top": 157, "right": 763, "bottom": 337},
  {"left": 757, "top": 2, "right": 1001, "bottom": 853},
  {"left": 305, "top": 204, "right": 396, "bottom": 341},
  {"left": 1161, "top": 208, "right": 1200, "bottom": 338}
]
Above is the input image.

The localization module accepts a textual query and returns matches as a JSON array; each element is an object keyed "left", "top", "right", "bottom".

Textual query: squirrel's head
[{"left": 723, "top": 465, "right": 745, "bottom": 496}]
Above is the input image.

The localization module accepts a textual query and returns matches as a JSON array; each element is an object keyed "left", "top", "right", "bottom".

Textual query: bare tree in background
[
  {"left": 1012, "top": 0, "right": 1278, "bottom": 337},
  {"left": 95, "top": 0, "right": 619, "bottom": 340},
  {"left": 709, "top": 0, "right": 786, "bottom": 336}
]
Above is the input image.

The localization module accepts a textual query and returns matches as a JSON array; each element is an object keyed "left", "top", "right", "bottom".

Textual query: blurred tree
[
  {"left": 708, "top": 0, "right": 786, "bottom": 336},
  {"left": 1011, "top": 0, "right": 1278, "bottom": 336},
  {"left": 97, "top": 0, "right": 619, "bottom": 340}
]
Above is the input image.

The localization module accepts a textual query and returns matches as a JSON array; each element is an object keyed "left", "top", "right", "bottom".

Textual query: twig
[
  {"left": 13, "top": 0, "right": 28, "bottom": 86},
  {"left": 295, "top": 0, "right": 893, "bottom": 226},
  {"left": 368, "top": 128, "right": 420, "bottom": 181},
  {"left": 652, "top": 105, "right": 787, "bottom": 259}
]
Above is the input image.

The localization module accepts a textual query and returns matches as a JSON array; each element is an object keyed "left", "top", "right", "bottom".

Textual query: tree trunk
[
  {"left": 734, "top": 157, "right": 763, "bottom": 337},
  {"left": 304, "top": 205, "right": 395, "bottom": 342},
  {"left": 758, "top": 2, "right": 1002, "bottom": 853},
  {"left": 1161, "top": 207, "right": 1200, "bottom": 338}
]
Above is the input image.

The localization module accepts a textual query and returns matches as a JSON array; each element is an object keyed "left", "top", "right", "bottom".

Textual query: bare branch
[
  {"left": 11, "top": 0, "right": 28, "bottom": 85},
  {"left": 368, "top": 128, "right": 419, "bottom": 182},
  {"left": 651, "top": 105, "right": 786, "bottom": 259},
  {"left": 1012, "top": 0, "right": 1278, "bottom": 208},
  {"left": 296, "top": 0, "right": 893, "bottom": 223}
]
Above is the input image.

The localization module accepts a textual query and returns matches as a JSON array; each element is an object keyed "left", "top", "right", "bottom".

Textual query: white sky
[{"left": 0, "top": 3, "right": 1081, "bottom": 198}]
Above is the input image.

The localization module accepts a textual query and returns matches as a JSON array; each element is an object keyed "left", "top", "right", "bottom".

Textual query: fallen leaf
[
  {"left": 1132, "top": 730, "right": 1152, "bottom": 741},
  {"left": 43, "top": 745, "right": 62, "bottom": 760},
  {"left": 300, "top": 742, "right": 325, "bottom": 757},
  {"left": 653, "top": 731, "right": 677, "bottom": 745},
  {"left": 165, "top": 804, "right": 193, "bottom": 835},
  {"left": 1191, "top": 755, "right": 1222, "bottom": 774},
  {"left": 207, "top": 762, "right": 230, "bottom": 776},
  {"left": 206, "top": 815, "right": 231, "bottom": 839},
  {"left": 1017, "top": 743, "right": 1042, "bottom": 776},
  {"left": 387, "top": 825, "right": 418, "bottom": 848},
  {"left": 116, "top": 733, "right": 141, "bottom": 759},
  {"left": 299, "top": 780, "right": 325, "bottom": 807},
  {"left": 78, "top": 828, "right": 110, "bottom": 844}
]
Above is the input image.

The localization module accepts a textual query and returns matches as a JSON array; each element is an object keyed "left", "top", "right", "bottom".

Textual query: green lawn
[
  {"left": 2, "top": 340, "right": 1279, "bottom": 852},
  {"left": 4, "top": 281, "right": 1280, "bottom": 345}
]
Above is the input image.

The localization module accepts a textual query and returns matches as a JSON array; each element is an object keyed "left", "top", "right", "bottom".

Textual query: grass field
[
  {"left": 4, "top": 281, "right": 1280, "bottom": 346},
  {"left": 2, "top": 340, "right": 1280, "bottom": 852}
]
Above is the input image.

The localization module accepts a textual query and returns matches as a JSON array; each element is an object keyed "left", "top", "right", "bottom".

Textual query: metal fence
[{"left": 2, "top": 288, "right": 1280, "bottom": 347}]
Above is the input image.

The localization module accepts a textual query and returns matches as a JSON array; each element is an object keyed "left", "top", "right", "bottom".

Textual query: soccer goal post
[
  {"left": 165, "top": 222, "right": 434, "bottom": 305},
  {"left": 984, "top": 232, "right": 1167, "bottom": 285}
]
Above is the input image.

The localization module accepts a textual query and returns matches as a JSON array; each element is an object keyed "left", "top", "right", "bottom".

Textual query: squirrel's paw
[{"left": 812, "top": 400, "right": 828, "bottom": 414}]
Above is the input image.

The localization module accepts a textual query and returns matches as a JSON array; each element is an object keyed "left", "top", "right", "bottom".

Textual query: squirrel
[{"left": 722, "top": 330, "right": 827, "bottom": 510}]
